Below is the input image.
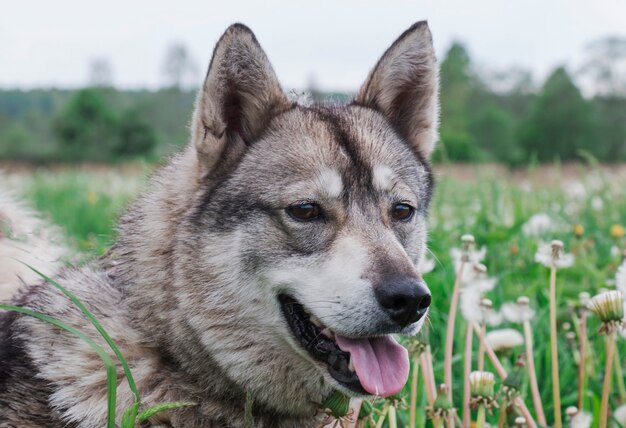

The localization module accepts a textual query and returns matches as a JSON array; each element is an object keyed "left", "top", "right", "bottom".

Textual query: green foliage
[
  {"left": 54, "top": 88, "right": 120, "bottom": 161},
  {"left": 114, "top": 109, "right": 157, "bottom": 157},
  {"left": 518, "top": 67, "right": 598, "bottom": 161}
]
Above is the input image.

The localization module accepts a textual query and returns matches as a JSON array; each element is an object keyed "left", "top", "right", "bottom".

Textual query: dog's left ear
[
  {"left": 191, "top": 23, "right": 291, "bottom": 176},
  {"left": 355, "top": 21, "right": 439, "bottom": 158}
]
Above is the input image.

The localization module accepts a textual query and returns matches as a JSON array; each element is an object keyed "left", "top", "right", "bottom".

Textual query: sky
[{"left": 1, "top": 0, "right": 625, "bottom": 91}]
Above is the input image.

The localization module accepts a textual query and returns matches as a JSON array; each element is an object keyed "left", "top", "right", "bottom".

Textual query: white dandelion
[
  {"left": 566, "top": 406, "right": 592, "bottom": 428},
  {"left": 616, "top": 260, "right": 626, "bottom": 295},
  {"left": 485, "top": 329, "right": 524, "bottom": 352},
  {"left": 614, "top": 404, "right": 626, "bottom": 427},
  {"left": 535, "top": 240, "right": 575, "bottom": 269},
  {"left": 418, "top": 255, "right": 436, "bottom": 275},
  {"left": 501, "top": 296, "right": 536, "bottom": 323},
  {"left": 522, "top": 213, "right": 556, "bottom": 236}
]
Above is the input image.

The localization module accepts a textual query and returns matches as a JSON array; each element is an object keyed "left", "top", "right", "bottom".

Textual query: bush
[{"left": 54, "top": 89, "right": 119, "bottom": 161}]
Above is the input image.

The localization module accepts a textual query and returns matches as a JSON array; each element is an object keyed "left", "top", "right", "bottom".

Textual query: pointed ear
[
  {"left": 355, "top": 21, "right": 439, "bottom": 158},
  {"left": 191, "top": 23, "right": 291, "bottom": 175}
]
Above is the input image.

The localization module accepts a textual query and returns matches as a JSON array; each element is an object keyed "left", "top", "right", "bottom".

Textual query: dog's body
[{"left": 0, "top": 22, "right": 439, "bottom": 427}]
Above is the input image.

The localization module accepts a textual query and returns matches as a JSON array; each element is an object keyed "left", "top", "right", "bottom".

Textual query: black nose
[{"left": 375, "top": 278, "right": 431, "bottom": 328}]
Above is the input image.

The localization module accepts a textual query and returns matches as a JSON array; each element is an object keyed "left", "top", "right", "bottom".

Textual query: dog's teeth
[
  {"left": 320, "top": 328, "right": 333, "bottom": 339},
  {"left": 310, "top": 315, "right": 322, "bottom": 328},
  {"left": 348, "top": 357, "right": 355, "bottom": 372}
]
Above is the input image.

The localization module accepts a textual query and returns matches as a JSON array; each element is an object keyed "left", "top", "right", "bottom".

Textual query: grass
[{"left": 9, "top": 162, "right": 626, "bottom": 427}]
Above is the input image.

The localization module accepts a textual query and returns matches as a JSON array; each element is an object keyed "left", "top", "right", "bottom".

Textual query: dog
[
  {"left": 0, "top": 188, "right": 69, "bottom": 303},
  {"left": 0, "top": 21, "right": 439, "bottom": 427}
]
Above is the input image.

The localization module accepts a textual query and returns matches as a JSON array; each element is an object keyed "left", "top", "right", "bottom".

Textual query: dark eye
[
  {"left": 286, "top": 203, "right": 323, "bottom": 222},
  {"left": 391, "top": 203, "right": 415, "bottom": 222}
]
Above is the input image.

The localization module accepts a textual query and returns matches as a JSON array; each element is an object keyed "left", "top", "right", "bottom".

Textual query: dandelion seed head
[
  {"left": 502, "top": 300, "right": 535, "bottom": 323},
  {"left": 485, "top": 328, "right": 524, "bottom": 352},
  {"left": 522, "top": 213, "right": 556, "bottom": 236},
  {"left": 535, "top": 241, "right": 575, "bottom": 268},
  {"left": 417, "top": 255, "right": 436, "bottom": 275},
  {"left": 461, "top": 234, "right": 475, "bottom": 245},
  {"left": 614, "top": 404, "right": 626, "bottom": 426},
  {"left": 616, "top": 260, "right": 626, "bottom": 295},
  {"left": 591, "top": 196, "right": 604, "bottom": 210},
  {"left": 562, "top": 322, "right": 571, "bottom": 331},
  {"left": 569, "top": 410, "right": 592, "bottom": 428},
  {"left": 611, "top": 245, "right": 622, "bottom": 258},
  {"left": 588, "top": 290, "right": 625, "bottom": 335},
  {"left": 469, "top": 371, "right": 497, "bottom": 410},
  {"left": 579, "top": 291, "right": 591, "bottom": 307},
  {"left": 514, "top": 416, "right": 526, "bottom": 427}
]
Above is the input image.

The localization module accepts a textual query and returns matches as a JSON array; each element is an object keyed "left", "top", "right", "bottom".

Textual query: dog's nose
[{"left": 375, "top": 278, "right": 431, "bottom": 328}]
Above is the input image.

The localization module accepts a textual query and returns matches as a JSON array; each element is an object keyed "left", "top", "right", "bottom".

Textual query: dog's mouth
[{"left": 278, "top": 294, "right": 409, "bottom": 397}]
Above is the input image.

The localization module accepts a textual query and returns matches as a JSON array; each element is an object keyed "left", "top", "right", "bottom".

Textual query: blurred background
[{"left": 1, "top": 0, "right": 624, "bottom": 165}]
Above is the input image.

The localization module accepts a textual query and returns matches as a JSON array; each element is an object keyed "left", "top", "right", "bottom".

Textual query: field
[{"left": 3, "top": 162, "right": 626, "bottom": 427}]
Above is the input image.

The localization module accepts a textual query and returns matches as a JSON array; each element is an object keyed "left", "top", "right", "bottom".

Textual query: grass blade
[
  {"left": 137, "top": 402, "right": 197, "bottom": 422},
  {"left": 0, "top": 304, "right": 118, "bottom": 428},
  {"left": 23, "top": 264, "right": 140, "bottom": 405}
]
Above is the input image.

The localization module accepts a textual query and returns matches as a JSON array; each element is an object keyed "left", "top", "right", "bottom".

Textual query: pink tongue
[{"left": 334, "top": 335, "right": 409, "bottom": 397}]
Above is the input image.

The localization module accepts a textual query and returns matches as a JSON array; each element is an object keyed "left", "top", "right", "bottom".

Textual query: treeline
[
  {"left": 433, "top": 41, "right": 626, "bottom": 165},
  {"left": 0, "top": 88, "right": 195, "bottom": 162},
  {"left": 0, "top": 39, "right": 624, "bottom": 164}
]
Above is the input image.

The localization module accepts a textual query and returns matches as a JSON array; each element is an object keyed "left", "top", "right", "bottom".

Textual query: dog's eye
[
  {"left": 286, "top": 203, "right": 323, "bottom": 222},
  {"left": 391, "top": 203, "right": 415, "bottom": 222}
]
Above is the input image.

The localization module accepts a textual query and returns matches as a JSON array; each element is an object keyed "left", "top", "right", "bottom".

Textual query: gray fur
[{"left": 0, "top": 22, "right": 439, "bottom": 427}]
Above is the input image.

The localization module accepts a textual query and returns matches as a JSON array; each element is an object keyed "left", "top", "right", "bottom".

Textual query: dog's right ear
[{"left": 191, "top": 23, "right": 290, "bottom": 177}]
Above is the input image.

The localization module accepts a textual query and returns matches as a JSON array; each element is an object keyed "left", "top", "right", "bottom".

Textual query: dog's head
[{"left": 170, "top": 22, "right": 438, "bottom": 411}]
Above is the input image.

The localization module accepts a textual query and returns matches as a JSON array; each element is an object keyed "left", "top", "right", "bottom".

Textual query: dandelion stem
[
  {"left": 600, "top": 332, "right": 617, "bottom": 428},
  {"left": 523, "top": 318, "right": 547, "bottom": 425},
  {"left": 463, "top": 322, "right": 473, "bottom": 427},
  {"left": 477, "top": 323, "right": 486, "bottom": 371},
  {"left": 388, "top": 405, "right": 397, "bottom": 428},
  {"left": 577, "top": 309, "right": 588, "bottom": 411},
  {"left": 421, "top": 349, "right": 437, "bottom": 406},
  {"left": 444, "top": 258, "right": 466, "bottom": 425},
  {"left": 614, "top": 345, "right": 626, "bottom": 403},
  {"left": 476, "top": 404, "right": 486, "bottom": 428},
  {"left": 410, "top": 356, "right": 420, "bottom": 428},
  {"left": 472, "top": 322, "right": 537, "bottom": 428},
  {"left": 549, "top": 264, "right": 562, "bottom": 428},
  {"left": 498, "top": 397, "right": 507, "bottom": 428}
]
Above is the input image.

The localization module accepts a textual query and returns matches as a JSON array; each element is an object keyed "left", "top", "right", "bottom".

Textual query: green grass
[
  {"left": 22, "top": 167, "right": 147, "bottom": 254},
  {"left": 12, "top": 163, "right": 626, "bottom": 427}
]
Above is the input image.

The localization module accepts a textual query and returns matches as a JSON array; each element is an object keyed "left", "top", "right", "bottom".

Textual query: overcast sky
[{"left": 2, "top": 0, "right": 625, "bottom": 91}]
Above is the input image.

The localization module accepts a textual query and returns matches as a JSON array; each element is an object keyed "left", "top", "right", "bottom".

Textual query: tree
[
  {"left": 114, "top": 109, "right": 157, "bottom": 157},
  {"left": 518, "top": 67, "right": 597, "bottom": 161},
  {"left": 88, "top": 58, "right": 114, "bottom": 88},
  {"left": 469, "top": 104, "right": 520, "bottom": 165},
  {"left": 439, "top": 42, "right": 473, "bottom": 134},
  {"left": 579, "top": 37, "right": 626, "bottom": 96},
  {"left": 161, "top": 43, "right": 198, "bottom": 89},
  {"left": 53, "top": 89, "right": 118, "bottom": 161}
]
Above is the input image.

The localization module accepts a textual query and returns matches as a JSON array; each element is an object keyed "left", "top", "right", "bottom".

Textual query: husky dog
[{"left": 0, "top": 21, "right": 438, "bottom": 427}]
